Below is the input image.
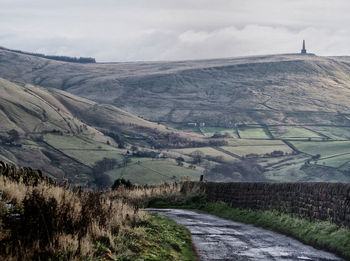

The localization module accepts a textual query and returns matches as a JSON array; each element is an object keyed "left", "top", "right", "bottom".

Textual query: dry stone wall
[
  {"left": 0, "top": 161, "right": 56, "bottom": 186},
  {"left": 204, "top": 182, "right": 350, "bottom": 227}
]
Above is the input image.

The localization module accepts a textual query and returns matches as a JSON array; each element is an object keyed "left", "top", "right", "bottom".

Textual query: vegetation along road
[{"left": 149, "top": 209, "right": 344, "bottom": 261}]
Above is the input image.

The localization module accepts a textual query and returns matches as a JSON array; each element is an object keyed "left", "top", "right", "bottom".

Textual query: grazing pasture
[{"left": 237, "top": 126, "right": 270, "bottom": 139}]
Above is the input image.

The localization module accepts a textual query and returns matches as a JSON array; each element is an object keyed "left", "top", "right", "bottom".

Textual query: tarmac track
[{"left": 148, "top": 209, "right": 344, "bottom": 261}]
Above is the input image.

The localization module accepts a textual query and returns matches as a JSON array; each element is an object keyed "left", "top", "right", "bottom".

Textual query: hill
[
  {"left": 0, "top": 77, "right": 210, "bottom": 186},
  {"left": 2, "top": 47, "right": 350, "bottom": 184},
  {"left": 1, "top": 48, "right": 350, "bottom": 126}
]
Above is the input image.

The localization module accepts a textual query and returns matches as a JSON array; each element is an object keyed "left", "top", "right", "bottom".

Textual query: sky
[{"left": 1, "top": 0, "right": 350, "bottom": 62}]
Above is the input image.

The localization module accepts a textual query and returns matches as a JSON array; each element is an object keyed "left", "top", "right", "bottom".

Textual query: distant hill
[
  {"left": 0, "top": 46, "right": 96, "bottom": 63},
  {"left": 1, "top": 47, "right": 350, "bottom": 126}
]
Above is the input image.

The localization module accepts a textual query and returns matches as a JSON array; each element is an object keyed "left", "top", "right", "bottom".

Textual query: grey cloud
[{"left": 0, "top": 0, "right": 349, "bottom": 61}]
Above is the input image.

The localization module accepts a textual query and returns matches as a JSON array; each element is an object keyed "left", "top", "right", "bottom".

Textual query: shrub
[{"left": 111, "top": 178, "right": 133, "bottom": 190}]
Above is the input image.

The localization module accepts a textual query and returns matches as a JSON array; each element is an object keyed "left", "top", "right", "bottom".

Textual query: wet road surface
[{"left": 148, "top": 209, "right": 344, "bottom": 261}]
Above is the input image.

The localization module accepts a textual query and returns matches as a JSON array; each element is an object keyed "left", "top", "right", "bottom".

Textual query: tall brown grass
[{"left": 0, "top": 175, "right": 201, "bottom": 260}]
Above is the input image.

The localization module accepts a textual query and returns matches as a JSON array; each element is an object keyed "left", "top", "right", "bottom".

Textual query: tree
[
  {"left": 191, "top": 150, "right": 204, "bottom": 164},
  {"left": 122, "top": 156, "right": 131, "bottom": 167},
  {"left": 176, "top": 157, "right": 185, "bottom": 166},
  {"left": 131, "top": 145, "right": 138, "bottom": 152},
  {"left": 92, "top": 158, "right": 117, "bottom": 189},
  {"left": 111, "top": 178, "right": 133, "bottom": 190},
  {"left": 311, "top": 154, "right": 321, "bottom": 160},
  {"left": 92, "top": 158, "right": 117, "bottom": 173},
  {"left": 8, "top": 129, "right": 19, "bottom": 142}
]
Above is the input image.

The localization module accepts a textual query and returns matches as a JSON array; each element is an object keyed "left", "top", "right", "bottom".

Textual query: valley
[{"left": 1, "top": 47, "right": 350, "bottom": 185}]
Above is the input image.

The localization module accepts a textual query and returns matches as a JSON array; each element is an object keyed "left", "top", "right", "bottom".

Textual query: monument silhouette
[{"left": 301, "top": 40, "right": 307, "bottom": 54}]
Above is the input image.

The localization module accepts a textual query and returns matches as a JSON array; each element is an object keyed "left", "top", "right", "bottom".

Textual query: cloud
[{"left": 0, "top": 0, "right": 349, "bottom": 61}]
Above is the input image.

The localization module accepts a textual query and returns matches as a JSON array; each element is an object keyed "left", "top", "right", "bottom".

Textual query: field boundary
[{"left": 212, "top": 146, "right": 242, "bottom": 160}]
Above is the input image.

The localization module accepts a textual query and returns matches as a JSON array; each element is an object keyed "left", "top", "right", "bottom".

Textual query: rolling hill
[
  {"left": 2, "top": 46, "right": 350, "bottom": 184},
  {"left": 1, "top": 47, "right": 350, "bottom": 127},
  {"left": 0, "top": 77, "right": 208, "bottom": 186}
]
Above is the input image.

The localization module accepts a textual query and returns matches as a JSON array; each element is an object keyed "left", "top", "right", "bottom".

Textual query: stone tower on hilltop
[{"left": 301, "top": 40, "right": 307, "bottom": 54}]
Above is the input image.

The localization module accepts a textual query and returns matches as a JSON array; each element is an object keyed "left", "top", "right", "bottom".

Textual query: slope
[
  {"left": 1, "top": 47, "right": 350, "bottom": 126},
  {"left": 0, "top": 77, "right": 207, "bottom": 186}
]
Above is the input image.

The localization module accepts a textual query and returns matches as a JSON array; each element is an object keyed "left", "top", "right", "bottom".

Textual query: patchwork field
[
  {"left": 40, "top": 125, "right": 350, "bottom": 183},
  {"left": 171, "top": 147, "right": 238, "bottom": 161},
  {"left": 291, "top": 140, "right": 350, "bottom": 158},
  {"left": 317, "top": 154, "right": 350, "bottom": 168},
  {"left": 220, "top": 143, "right": 293, "bottom": 157},
  {"left": 200, "top": 127, "right": 238, "bottom": 138},
  {"left": 263, "top": 155, "right": 310, "bottom": 182},
  {"left": 107, "top": 157, "right": 203, "bottom": 184},
  {"left": 225, "top": 139, "right": 287, "bottom": 147},
  {"left": 43, "top": 134, "right": 126, "bottom": 167},
  {"left": 237, "top": 126, "right": 270, "bottom": 139},
  {"left": 290, "top": 140, "right": 350, "bottom": 172},
  {"left": 310, "top": 126, "right": 350, "bottom": 140},
  {"left": 269, "top": 126, "right": 323, "bottom": 140}
]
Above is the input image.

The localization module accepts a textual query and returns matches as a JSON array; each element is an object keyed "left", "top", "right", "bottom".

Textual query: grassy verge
[
  {"left": 115, "top": 213, "right": 197, "bottom": 260},
  {"left": 149, "top": 198, "right": 350, "bottom": 260}
]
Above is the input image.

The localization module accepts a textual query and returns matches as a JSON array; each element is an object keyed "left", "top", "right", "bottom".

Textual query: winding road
[{"left": 148, "top": 209, "right": 344, "bottom": 261}]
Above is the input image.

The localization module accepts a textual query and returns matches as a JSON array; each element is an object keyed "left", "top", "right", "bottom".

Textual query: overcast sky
[{"left": 1, "top": 0, "right": 350, "bottom": 62}]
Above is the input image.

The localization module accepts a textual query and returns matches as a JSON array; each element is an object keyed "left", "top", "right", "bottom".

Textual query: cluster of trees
[
  {"left": 211, "top": 132, "right": 231, "bottom": 138},
  {"left": 0, "top": 46, "right": 96, "bottom": 63},
  {"left": 132, "top": 150, "right": 160, "bottom": 158},
  {"left": 101, "top": 130, "right": 126, "bottom": 148},
  {"left": 42, "top": 129, "right": 63, "bottom": 135},
  {"left": 0, "top": 129, "right": 22, "bottom": 147},
  {"left": 243, "top": 150, "right": 288, "bottom": 159},
  {"left": 111, "top": 178, "right": 133, "bottom": 190},
  {"left": 175, "top": 157, "right": 196, "bottom": 169},
  {"left": 90, "top": 155, "right": 136, "bottom": 188},
  {"left": 176, "top": 151, "right": 224, "bottom": 168},
  {"left": 91, "top": 158, "right": 117, "bottom": 188},
  {"left": 267, "top": 150, "right": 285, "bottom": 157},
  {"left": 204, "top": 155, "right": 225, "bottom": 163},
  {"left": 304, "top": 154, "right": 322, "bottom": 165}
]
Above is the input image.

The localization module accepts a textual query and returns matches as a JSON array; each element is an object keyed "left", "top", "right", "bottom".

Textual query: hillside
[
  {"left": 2, "top": 48, "right": 350, "bottom": 184},
  {"left": 0, "top": 77, "right": 208, "bottom": 186},
  {"left": 1, "top": 48, "right": 350, "bottom": 126}
]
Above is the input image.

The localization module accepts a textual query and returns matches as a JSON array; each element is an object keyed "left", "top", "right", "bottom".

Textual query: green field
[
  {"left": 200, "top": 127, "right": 238, "bottom": 138},
  {"left": 338, "top": 161, "right": 350, "bottom": 172},
  {"left": 44, "top": 134, "right": 125, "bottom": 167},
  {"left": 269, "top": 126, "right": 323, "bottom": 140},
  {"left": 107, "top": 157, "right": 203, "bottom": 184},
  {"left": 221, "top": 144, "right": 292, "bottom": 157},
  {"left": 291, "top": 140, "right": 350, "bottom": 158},
  {"left": 226, "top": 139, "right": 285, "bottom": 146},
  {"left": 263, "top": 156, "right": 310, "bottom": 182},
  {"left": 311, "top": 126, "right": 350, "bottom": 140},
  {"left": 317, "top": 154, "right": 350, "bottom": 168},
  {"left": 237, "top": 126, "right": 270, "bottom": 139},
  {"left": 171, "top": 147, "right": 238, "bottom": 161},
  {"left": 220, "top": 139, "right": 293, "bottom": 157}
]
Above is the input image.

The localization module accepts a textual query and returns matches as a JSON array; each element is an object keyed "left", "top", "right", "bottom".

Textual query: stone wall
[
  {"left": 204, "top": 182, "right": 350, "bottom": 227},
  {"left": 0, "top": 161, "right": 56, "bottom": 186}
]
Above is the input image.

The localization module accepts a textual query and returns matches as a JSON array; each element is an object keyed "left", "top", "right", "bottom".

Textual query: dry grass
[
  {"left": 0, "top": 175, "right": 201, "bottom": 260},
  {"left": 0, "top": 177, "right": 141, "bottom": 260}
]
